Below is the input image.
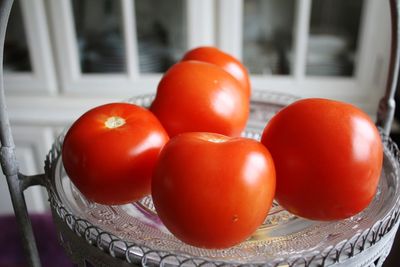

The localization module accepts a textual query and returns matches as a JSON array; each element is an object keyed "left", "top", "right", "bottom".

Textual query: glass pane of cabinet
[
  {"left": 4, "top": 0, "right": 31, "bottom": 72},
  {"left": 243, "top": 0, "right": 295, "bottom": 75},
  {"left": 72, "top": 0, "right": 126, "bottom": 73},
  {"left": 307, "top": 0, "right": 364, "bottom": 77},
  {"left": 135, "top": 0, "right": 187, "bottom": 73}
]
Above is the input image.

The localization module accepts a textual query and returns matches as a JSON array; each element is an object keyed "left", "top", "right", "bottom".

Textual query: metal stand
[
  {"left": 0, "top": 0, "right": 43, "bottom": 266},
  {"left": 377, "top": 0, "right": 400, "bottom": 134},
  {"left": 0, "top": 0, "right": 400, "bottom": 266}
]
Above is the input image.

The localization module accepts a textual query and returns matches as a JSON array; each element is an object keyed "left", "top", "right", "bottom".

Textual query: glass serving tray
[{"left": 45, "top": 91, "right": 400, "bottom": 266}]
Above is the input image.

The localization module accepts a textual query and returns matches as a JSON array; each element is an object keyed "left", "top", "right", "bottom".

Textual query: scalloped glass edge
[{"left": 43, "top": 91, "right": 400, "bottom": 266}]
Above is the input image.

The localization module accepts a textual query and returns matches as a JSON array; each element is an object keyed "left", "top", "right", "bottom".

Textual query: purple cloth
[{"left": 0, "top": 213, "right": 74, "bottom": 267}]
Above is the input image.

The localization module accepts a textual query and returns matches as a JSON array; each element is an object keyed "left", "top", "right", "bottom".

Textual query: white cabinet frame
[
  {"left": 47, "top": 0, "right": 390, "bottom": 114},
  {"left": 187, "top": 0, "right": 216, "bottom": 48}
]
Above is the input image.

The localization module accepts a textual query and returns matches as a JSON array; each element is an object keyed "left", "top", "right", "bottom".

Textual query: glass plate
[{"left": 45, "top": 91, "right": 400, "bottom": 266}]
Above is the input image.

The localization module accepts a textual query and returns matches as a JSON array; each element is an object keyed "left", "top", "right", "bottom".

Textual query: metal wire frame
[
  {"left": 377, "top": 0, "right": 400, "bottom": 134},
  {"left": 0, "top": 0, "right": 43, "bottom": 266},
  {"left": 0, "top": 0, "right": 400, "bottom": 266}
]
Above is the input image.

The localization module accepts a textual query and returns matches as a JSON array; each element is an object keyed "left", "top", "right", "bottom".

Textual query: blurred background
[{"left": 0, "top": 0, "right": 397, "bottom": 266}]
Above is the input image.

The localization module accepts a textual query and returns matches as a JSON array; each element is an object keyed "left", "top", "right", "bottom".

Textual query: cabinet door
[
  {"left": 4, "top": 0, "right": 56, "bottom": 94},
  {"left": 0, "top": 126, "right": 54, "bottom": 214},
  {"left": 218, "top": 0, "right": 390, "bottom": 115},
  {"left": 49, "top": 0, "right": 215, "bottom": 96}
]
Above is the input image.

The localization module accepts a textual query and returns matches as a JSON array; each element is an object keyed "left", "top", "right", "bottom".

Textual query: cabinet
[{"left": 1, "top": 0, "right": 391, "bottom": 214}]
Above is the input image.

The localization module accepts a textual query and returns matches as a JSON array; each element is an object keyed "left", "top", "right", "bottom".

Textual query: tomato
[
  {"left": 150, "top": 61, "right": 249, "bottom": 137},
  {"left": 62, "top": 103, "right": 169, "bottom": 205},
  {"left": 182, "top": 46, "right": 251, "bottom": 97},
  {"left": 261, "top": 98, "right": 383, "bottom": 221},
  {"left": 152, "top": 132, "right": 276, "bottom": 248}
]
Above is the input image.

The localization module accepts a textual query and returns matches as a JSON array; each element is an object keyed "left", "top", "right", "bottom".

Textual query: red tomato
[
  {"left": 152, "top": 132, "right": 276, "bottom": 248},
  {"left": 150, "top": 61, "right": 249, "bottom": 138},
  {"left": 182, "top": 46, "right": 251, "bottom": 97},
  {"left": 261, "top": 98, "right": 383, "bottom": 221},
  {"left": 62, "top": 103, "right": 169, "bottom": 205}
]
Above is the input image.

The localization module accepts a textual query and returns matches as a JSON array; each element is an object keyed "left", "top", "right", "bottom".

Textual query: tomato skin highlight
[
  {"left": 261, "top": 98, "right": 383, "bottom": 221},
  {"left": 150, "top": 61, "right": 249, "bottom": 138},
  {"left": 182, "top": 46, "right": 251, "bottom": 97},
  {"left": 152, "top": 132, "right": 276, "bottom": 248},
  {"left": 62, "top": 103, "right": 169, "bottom": 205}
]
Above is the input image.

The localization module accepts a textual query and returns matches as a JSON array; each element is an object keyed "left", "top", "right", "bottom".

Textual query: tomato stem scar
[
  {"left": 105, "top": 116, "right": 126, "bottom": 129},
  {"left": 232, "top": 215, "right": 239, "bottom": 222}
]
